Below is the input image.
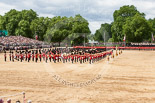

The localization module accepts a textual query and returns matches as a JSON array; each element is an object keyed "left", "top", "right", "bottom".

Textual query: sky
[{"left": 0, "top": 0, "right": 155, "bottom": 34}]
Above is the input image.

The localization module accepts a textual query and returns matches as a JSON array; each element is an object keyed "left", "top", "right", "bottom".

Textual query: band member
[
  {"left": 80, "top": 56, "right": 82, "bottom": 64},
  {"left": 53, "top": 54, "right": 56, "bottom": 63},
  {"left": 45, "top": 53, "right": 48, "bottom": 63},
  {"left": 89, "top": 55, "right": 92, "bottom": 64},
  {"left": 68, "top": 55, "right": 70, "bottom": 62},
  {"left": 17, "top": 52, "right": 19, "bottom": 61},
  {"left": 39, "top": 53, "right": 42, "bottom": 62},
  {"left": 15, "top": 52, "right": 17, "bottom": 60},
  {"left": 12, "top": 52, "right": 14, "bottom": 62},
  {"left": 119, "top": 50, "right": 121, "bottom": 55},
  {"left": 28, "top": 52, "right": 31, "bottom": 62},
  {"left": 74, "top": 55, "right": 77, "bottom": 63},
  {"left": 71, "top": 55, "right": 74, "bottom": 64},
  {"left": 20, "top": 52, "right": 23, "bottom": 62},
  {"left": 116, "top": 51, "right": 118, "bottom": 56},
  {"left": 107, "top": 55, "right": 110, "bottom": 61},
  {"left": 77, "top": 55, "right": 80, "bottom": 62},
  {"left": 84, "top": 55, "right": 87, "bottom": 62},
  {"left": 43, "top": 52, "right": 45, "bottom": 61},
  {"left": 35, "top": 53, "right": 38, "bottom": 63},
  {"left": 58, "top": 53, "right": 61, "bottom": 62},
  {"left": 92, "top": 55, "right": 94, "bottom": 63},
  {"left": 65, "top": 55, "right": 68, "bottom": 62},
  {"left": 25, "top": 53, "right": 27, "bottom": 61},
  {"left": 62, "top": 54, "right": 65, "bottom": 63},
  {"left": 57, "top": 54, "right": 60, "bottom": 62},
  {"left": 49, "top": 53, "right": 52, "bottom": 62},
  {"left": 9, "top": 51, "right": 11, "bottom": 61},
  {"left": 4, "top": 51, "right": 7, "bottom": 62},
  {"left": 82, "top": 55, "right": 84, "bottom": 63},
  {"left": 111, "top": 53, "right": 114, "bottom": 58},
  {"left": 32, "top": 53, "right": 34, "bottom": 62}
]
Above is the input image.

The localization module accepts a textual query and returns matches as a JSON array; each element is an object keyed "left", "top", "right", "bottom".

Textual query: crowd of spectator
[
  {"left": 0, "top": 36, "right": 45, "bottom": 46},
  {"left": 0, "top": 36, "right": 51, "bottom": 51}
]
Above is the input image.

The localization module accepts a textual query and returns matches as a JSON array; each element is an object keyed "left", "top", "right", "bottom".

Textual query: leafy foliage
[
  {"left": 94, "top": 5, "right": 154, "bottom": 42},
  {"left": 94, "top": 23, "right": 112, "bottom": 42}
]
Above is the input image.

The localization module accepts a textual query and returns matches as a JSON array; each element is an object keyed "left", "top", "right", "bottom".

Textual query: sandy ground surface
[{"left": 0, "top": 50, "right": 155, "bottom": 103}]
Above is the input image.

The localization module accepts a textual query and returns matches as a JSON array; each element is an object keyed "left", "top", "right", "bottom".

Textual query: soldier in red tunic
[
  {"left": 49, "top": 53, "right": 52, "bottom": 62},
  {"left": 25, "top": 52, "right": 28, "bottom": 61},
  {"left": 53, "top": 54, "right": 56, "bottom": 63},
  {"left": 35, "top": 53, "right": 38, "bottom": 63},
  {"left": 43, "top": 52, "right": 45, "bottom": 61},
  {"left": 32, "top": 53, "right": 34, "bottom": 62},
  {"left": 45, "top": 53, "right": 48, "bottom": 63},
  {"left": 71, "top": 55, "right": 74, "bottom": 64},
  {"left": 80, "top": 56, "right": 82, "bottom": 64},
  {"left": 89, "top": 55, "right": 92, "bottom": 64},
  {"left": 39, "top": 53, "right": 42, "bottom": 62},
  {"left": 4, "top": 51, "right": 7, "bottom": 62}
]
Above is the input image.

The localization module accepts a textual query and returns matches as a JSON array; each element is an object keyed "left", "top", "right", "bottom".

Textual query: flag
[
  {"left": 123, "top": 35, "right": 126, "bottom": 42},
  {"left": 152, "top": 33, "right": 154, "bottom": 41}
]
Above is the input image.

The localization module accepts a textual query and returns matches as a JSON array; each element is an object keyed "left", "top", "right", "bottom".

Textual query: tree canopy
[
  {"left": 0, "top": 10, "right": 91, "bottom": 46},
  {"left": 94, "top": 23, "right": 112, "bottom": 42},
  {"left": 1, "top": 5, "right": 155, "bottom": 44},
  {"left": 94, "top": 5, "right": 154, "bottom": 43}
]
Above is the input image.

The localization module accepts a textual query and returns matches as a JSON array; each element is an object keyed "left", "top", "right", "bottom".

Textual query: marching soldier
[
  {"left": 12, "top": 52, "right": 14, "bottom": 62},
  {"left": 4, "top": 51, "right": 7, "bottom": 62},
  {"left": 39, "top": 53, "right": 42, "bottom": 62},
  {"left": 49, "top": 53, "right": 52, "bottom": 62},
  {"left": 35, "top": 53, "right": 38, "bottom": 63},
  {"left": 9, "top": 51, "right": 12, "bottom": 61}
]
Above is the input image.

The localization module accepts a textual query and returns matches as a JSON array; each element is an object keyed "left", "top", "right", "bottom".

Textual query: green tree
[
  {"left": 30, "top": 17, "right": 50, "bottom": 40},
  {"left": 21, "top": 9, "right": 37, "bottom": 22},
  {"left": 0, "top": 9, "right": 37, "bottom": 37},
  {"left": 148, "top": 18, "right": 155, "bottom": 40},
  {"left": 111, "top": 5, "right": 145, "bottom": 42},
  {"left": 4, "top": 9, "right": 21, "bottom": 35},
  {"left": 15, "top": 20, "right": 31, "bottom": 37},
  {"left": 45, "top": 14, "right": 91, "bottom": 46},
  {"left": 94, "top": 23, "right": 112, "bottom": 42},
  {"left": 45, "top": 16, "right": 71, "bottom": 46},
  {"left": 71, "top": 14, "right": 91, "bottom": 45},
  {"left": 0, "top": 15, "right": 5, "bottom": 30},
  {"left": 123, "top": 14, "right": 152, "bottom": 42}
]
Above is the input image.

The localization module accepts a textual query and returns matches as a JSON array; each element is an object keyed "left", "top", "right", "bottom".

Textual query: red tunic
[
  {"left": 49, "top": 55, "right": 52, "bottom": 59},
  {"left": 89, "top": 56, "right": 92, "bottom": 60},
  {"left": 71, "top": 56, "right": 74, "bottom": 60},
  {"left": 28, "top": 54, "right": 30, "bottom": 59},
  {"left": 32, "top": 54, "right": 34, "bottom": 58},
  {"left": 53, "top": 55, "right": 56, "bottom": 59},
  {"left": 35, "top": 54, "right": 38, "bottom": 58},
  {"left": 39, "top": 54, "right": 42, "bottom": 58}
]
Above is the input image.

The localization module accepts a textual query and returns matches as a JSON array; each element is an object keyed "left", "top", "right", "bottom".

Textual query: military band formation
[{"left": 3, "top": 47, "right": 122, "bottom": 64}]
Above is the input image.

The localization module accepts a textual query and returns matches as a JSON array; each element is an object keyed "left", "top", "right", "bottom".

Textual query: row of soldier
[{"left": 4, "top": 48, "right": 114, "bottom": 64}]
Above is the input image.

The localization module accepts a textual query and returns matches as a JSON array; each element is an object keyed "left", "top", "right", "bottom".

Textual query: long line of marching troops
[{"left": 3, "top": 48, "right": 121, "bottom": 64}]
